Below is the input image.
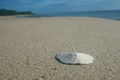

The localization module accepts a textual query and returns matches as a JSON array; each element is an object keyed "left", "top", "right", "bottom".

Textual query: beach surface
[{"left": 0, "top": 16, "right": 120, "bottom": 80}]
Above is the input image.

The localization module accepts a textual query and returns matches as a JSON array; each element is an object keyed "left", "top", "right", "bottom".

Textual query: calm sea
[{"left": 24, "top": 10, "right": 120, "bottom": 20}]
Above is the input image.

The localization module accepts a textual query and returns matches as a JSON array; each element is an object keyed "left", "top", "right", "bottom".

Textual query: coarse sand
[{"left": 0, "top": 16, "right": 120, "bottom": 80}]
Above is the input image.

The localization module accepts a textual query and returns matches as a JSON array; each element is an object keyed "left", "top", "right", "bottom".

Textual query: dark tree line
[{"left": 0, "top": 9, "right": 33, "bottom": 16}]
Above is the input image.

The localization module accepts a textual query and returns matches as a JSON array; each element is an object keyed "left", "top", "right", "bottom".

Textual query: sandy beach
[{"left": 0, "top": 16, "right": 120, "bottom": 80}]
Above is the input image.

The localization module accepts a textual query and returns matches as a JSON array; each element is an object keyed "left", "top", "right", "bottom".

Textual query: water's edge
[{"left": 21, "top": 10, "right": 120, "bottom": 20}]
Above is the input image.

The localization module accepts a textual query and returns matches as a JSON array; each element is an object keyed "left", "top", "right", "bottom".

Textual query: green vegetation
[{"left": 0, "top": 9, "right": 33, "bottom": 16}]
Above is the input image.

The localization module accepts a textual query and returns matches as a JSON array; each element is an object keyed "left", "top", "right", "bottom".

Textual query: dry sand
[{"left": 0, "top": 16, "right": 120, "bottom": 80}]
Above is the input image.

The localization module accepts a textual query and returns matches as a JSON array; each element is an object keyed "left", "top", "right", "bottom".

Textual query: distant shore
[
  {"left": 0, "top": 9, "right": 33, "bottom": 16},
  {"left": 0, "top": 16, "right": 120, "bottom": 80}
]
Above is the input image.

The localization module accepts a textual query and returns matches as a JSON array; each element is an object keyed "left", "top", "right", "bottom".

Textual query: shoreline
[{"left": 1, "top": 15, "right": 120, "bottom": 21}]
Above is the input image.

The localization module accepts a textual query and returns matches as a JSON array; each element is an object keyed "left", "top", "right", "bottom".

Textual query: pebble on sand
[{"left": 55, "top": 52, "right": 94, "bottom": 65}]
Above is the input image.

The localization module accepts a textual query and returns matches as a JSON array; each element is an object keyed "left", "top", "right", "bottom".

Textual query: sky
[{"left": 0, "top": 0, "right": 120, "bottom": 14}]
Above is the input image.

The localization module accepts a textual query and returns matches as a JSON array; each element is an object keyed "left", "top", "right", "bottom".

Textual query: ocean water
[{"left": 24, "top": 10, "right": 120, "bottom": 20}]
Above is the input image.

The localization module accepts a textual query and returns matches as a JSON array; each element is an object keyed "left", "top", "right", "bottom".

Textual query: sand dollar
[{"left": 55, "top": 52, "right": 94, "bottom": 64}]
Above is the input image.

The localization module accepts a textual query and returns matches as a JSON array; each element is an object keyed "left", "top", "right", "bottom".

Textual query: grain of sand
[{"left": 0, "top": 16, "right": 120, "bottom": 80}]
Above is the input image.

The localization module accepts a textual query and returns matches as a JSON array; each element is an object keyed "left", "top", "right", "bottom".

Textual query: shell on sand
[{"left": 55, "top": 53, "right": 94, "bottom": 64}]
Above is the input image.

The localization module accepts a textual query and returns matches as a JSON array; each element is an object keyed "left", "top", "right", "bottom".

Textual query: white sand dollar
[{"left": 55, "top": 52, "right": 94, "bottom": 64}]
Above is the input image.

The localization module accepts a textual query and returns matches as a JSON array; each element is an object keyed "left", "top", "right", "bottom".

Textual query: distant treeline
[{"left": 0, "top": 9, "right": 33, "bottom": 16}]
